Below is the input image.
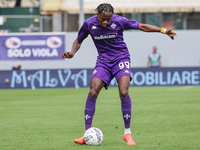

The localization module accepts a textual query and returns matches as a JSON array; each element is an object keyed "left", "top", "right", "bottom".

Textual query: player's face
[
  {"left": 153, "top": 47, "right": 157, "bottom": 53},
  {"left": 97, "top": 11, "right": 112, "bottom": 27}
]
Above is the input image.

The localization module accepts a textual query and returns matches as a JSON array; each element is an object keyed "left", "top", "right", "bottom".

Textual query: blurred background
[
  {"left": 0, "top": 0, "right": 200, "bottom": 70},
  {"left": 1, "top": 0, "right": 200, "bottom": 32}
]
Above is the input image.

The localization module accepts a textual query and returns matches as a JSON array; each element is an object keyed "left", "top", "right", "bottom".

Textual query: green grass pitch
[{"left": 0, "top": 86, "right": 200, "bottom": 150}]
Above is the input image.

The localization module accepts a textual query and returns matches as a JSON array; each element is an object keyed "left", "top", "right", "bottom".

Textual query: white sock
[{"left": 124, "top": 128, "right": 131, "bottom": 135}]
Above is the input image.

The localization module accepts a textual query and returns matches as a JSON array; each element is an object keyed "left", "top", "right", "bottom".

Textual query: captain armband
[{"left": 160, "top": 28, "right": 168, "bottom": 34}]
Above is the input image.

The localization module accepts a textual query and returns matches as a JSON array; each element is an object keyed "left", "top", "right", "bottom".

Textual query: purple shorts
[{"left": 91, "top": 58, "right": 132, "bottom": 89}]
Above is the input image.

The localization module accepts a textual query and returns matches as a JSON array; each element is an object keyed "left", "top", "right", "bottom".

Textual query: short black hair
[{"left": 95, "top": 3, "right": 114, "bottom": 14}]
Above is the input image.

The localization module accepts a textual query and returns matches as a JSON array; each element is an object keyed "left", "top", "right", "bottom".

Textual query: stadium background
[
  {"left": 0, "top": 1, "right": 200, "bottom": 150},
  {"left": 0, "top": 0, "right": 200, "bottom": 70}
]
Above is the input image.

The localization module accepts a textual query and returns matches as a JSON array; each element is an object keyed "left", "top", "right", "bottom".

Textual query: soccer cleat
[
  {"left": 74, "top": 136, "right": 85, "bottom": 145},
  {"left": 123, "top": 133, "right": 136, "bottom": 145}
]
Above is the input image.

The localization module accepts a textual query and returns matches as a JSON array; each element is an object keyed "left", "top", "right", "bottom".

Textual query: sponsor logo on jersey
[
  {"left": 111, "top": 23, "right": 116, "bottom": 29},
  {"left": 91, "top": 26, "right": 97, "bottom": 29},
  {"left": 93, "top": 33, "right": 118, "bottom": 40}
]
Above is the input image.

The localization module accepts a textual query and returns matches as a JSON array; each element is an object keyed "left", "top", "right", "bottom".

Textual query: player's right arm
[
  {"left": 62, "top": 20, "right": 89, "bottom": 59},
  {"left": 62, "top": 39, "right": 82, "bottom": 59}
]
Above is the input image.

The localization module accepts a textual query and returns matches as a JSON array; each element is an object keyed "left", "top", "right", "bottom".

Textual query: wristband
[{"left": 160, "top": 28, "right": 168, "bottom": 34}]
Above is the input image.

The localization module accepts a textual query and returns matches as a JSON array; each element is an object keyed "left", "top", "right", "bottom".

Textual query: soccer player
[{"left": 62, "top": 3, "right": 176, "bottom": 145}]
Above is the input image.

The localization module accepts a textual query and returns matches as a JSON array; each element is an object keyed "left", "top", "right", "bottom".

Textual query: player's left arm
[
  {"left": 147, "top": 58, "right": 150, "bottom": 67},
  {"left": 159, "top": 58, "right": 162, "bottom": 67},
  {"left": 138, "top": 23, "right": 177, "bottom": 40}
]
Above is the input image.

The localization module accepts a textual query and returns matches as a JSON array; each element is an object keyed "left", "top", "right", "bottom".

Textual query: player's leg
[
  {"left": 118, "top": 76, "right": 136, "bottom": 145},
  {"left": 74, "top": 77, "right": 105, "bottom": 144},
  {"left": 85, "top": 66, "right": 112, "bottom": 131},
  {"left": 85, "top": 77, "right": 105, "bottom": 130},
  {"left": 118, "top": 76, "right": 132, "bottom": 132},
  {"left": 114, "top": 58, "right": 135, "bottom": 145}
]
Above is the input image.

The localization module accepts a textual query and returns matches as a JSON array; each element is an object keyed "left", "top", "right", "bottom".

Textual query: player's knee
[
  {"left": 89, "top": 89, "right": 99, "bottom": 98},
  {"left": 119, "top": 89, "right": 128, "bottom": 98}
]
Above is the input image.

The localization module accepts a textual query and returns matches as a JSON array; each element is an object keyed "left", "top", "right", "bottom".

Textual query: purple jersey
[{"left": 77, "top": 14, "right": 139, "bottom": 62}]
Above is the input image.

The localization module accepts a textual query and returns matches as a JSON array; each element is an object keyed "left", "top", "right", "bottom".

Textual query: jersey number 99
[{"left": 119, "top": 61, "right": 130, "bottom": 69}]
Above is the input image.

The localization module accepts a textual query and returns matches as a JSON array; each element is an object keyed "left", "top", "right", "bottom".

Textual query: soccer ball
[{"left": 84, "top": 127, "right": 103, "bottom": 145}]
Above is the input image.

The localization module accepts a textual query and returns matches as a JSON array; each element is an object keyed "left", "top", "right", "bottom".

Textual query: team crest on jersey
[
  {"left": 111, "top": 23, "right": 116, "bottom": 29},
  {"left": 93, "top": 69, "right": 97, "bottom": 74}
]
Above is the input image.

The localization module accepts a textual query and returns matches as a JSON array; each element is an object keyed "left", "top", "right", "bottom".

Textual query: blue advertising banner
[
  {"left": 0, "top": 34, "right": 65, "bottom": 60},
  {"left": 0, "top": 67, "right": 199, "bottom": 89}
]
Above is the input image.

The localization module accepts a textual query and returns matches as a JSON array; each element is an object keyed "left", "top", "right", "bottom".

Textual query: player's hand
[
  {"left": 166, "top": 29, "right": 177, "bottom": 40},
  {"left": 61, "top": 52, "right": 74, "bottom": 59}
]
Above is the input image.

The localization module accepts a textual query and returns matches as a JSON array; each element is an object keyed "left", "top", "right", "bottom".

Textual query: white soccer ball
[{"left": 84, "top": 127, "right": 103, "bottom": 145}]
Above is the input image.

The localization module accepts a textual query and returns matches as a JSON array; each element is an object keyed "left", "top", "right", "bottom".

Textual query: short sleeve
[
  {"left": 77, "top": 21, "right": 90, "bottom": 42},
  {"left": 119, "top": 16, "right": 139, "bottom": 30},
  {"left": 148, "top": 54, "right": 150, "bottom": 59}
]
